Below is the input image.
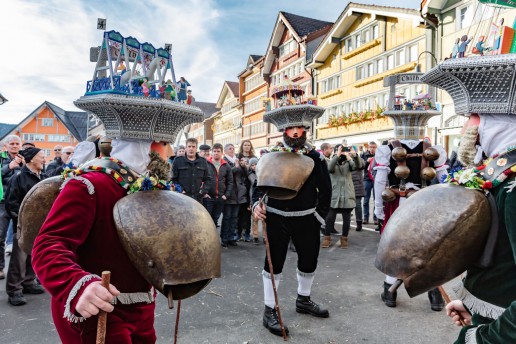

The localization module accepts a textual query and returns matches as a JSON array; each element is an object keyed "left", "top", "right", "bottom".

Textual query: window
[
  {"left": 41, "top": 118, "right": 54, "bottom": 127},
  {"left": 355, "top": 35, "right": 362, "bottom": 48},
  {"left": 372, "top": 25, "right": 379, "bottom": 39},
  {"left": 319, "top": 74, "right": 340, "bottom": 93},
  {"left": 43, "top": 149, "right": 51, "bottom": 157},
  {"left": 377, "top": 59, "right": 384, "bottom": 73},
  {"left": 364, "top": 30, "right": 370, "bottom": 44},
  {"left": 459, "top": 5, "right": 474, "bottom": 30},
  {"left": 368, "top": 63, "right": 374, "bottom": 77},
  {"left": 409, "top": 45, "right": 419, "bottom": 62},
  {"left": 244, "top": 96, "right": 264, "bottom": 115},
  {"left": 387, "top": 55, "right": 394, "bottom": 70},
  {"left": 245, "top": 74, "right": 262, "bottom": 92},
  {"left": 346, "top": 38, "right": 353, "bottom": 52},
  {"left": 279, "top": 40, "right": 298, "bottom": 57},
  {"left": 47, "top": 134, "right": 71, "bottom": 142},
  {"left": 22, "top": 133, "right": 45, "bottom": 142},
  {"left": 356, "top": 66, "right": 363, "bottom": 80},
  {"left": 396, "top": 49, "right": 405, "bottom": 66}
]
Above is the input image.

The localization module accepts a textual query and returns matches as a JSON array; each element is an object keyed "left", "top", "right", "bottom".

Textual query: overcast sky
[{"left": 0, "top": 0, "right": 418, "bottom": 124}]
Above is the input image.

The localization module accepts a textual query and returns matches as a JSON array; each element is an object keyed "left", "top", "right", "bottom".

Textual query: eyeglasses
[
  {"left": 63, "top": 152, "right": 73, "bottom": 155},
  {"left": 54, "top": 149, "right": 62, "bottom": 152}
]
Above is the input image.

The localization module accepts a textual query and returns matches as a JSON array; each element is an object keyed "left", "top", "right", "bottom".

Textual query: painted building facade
[
  {"left": 0, "top": 101, "right": 88, "bottom": 159},
  {"left": 308, "top": 3, "right": 430, "bottom": 148},
  {"left": 238, "top": 55, "right": 268, "bottom": 150},
  {"left": 213, "top": 81, "right": 242, "bottom": 148},
  {"left": 262, "top": 12, "right": 333, "bottom": 146}
]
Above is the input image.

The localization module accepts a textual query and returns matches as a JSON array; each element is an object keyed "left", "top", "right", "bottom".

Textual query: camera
[
  {"left": 334, "top": 144, "right": 350, "bottom": 153},
  {"left": 342, "top": 146, "right": 350, "bottom": 152}
]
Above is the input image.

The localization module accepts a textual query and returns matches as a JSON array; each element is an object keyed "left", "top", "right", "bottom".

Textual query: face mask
[{"left": 458, "top": 126, "right": 481, "bottom": 167}]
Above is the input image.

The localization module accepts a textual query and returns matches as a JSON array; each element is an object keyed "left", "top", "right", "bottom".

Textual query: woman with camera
[{"left": 321, "top": 144, "right": 359, "bottom": 249}]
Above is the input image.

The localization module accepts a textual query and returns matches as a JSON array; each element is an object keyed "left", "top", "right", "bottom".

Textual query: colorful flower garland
[
  {"left": 444, "top": 147, "right": 516, "bottom": 191},
  {"left": 128, "top": 175, "right": 175, "bottom": 194}
]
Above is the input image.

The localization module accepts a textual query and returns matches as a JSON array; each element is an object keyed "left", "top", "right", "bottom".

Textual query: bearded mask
[
  {"left": 283, "top": 131, "right": 307, "bottom": 149},
  {"left": 457, "top": 125, "right": 482, "bottom": 167}
]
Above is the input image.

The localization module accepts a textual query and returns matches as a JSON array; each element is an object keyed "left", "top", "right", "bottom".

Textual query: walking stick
[
  {"left": 259, "top": 194, "right": 288, "bottom": 341},
  {"left": 438, "top": 285, "right": 467, "bottom": 327},
  {"left": 174, "top": 300, "right": 181, "bottom": 344},
  {"left": 96, "top": 271, "right": 111, "bottom": 344}
]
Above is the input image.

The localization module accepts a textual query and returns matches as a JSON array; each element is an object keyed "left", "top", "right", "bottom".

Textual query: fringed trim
[
  {"left": 314, "top": 211, "right": 325, "bottom": 226},
  {"left": 297, "top": 268, "right": 316, "bottom": 277},
  {"left": 60, "top": 176, "right": 95, "bottom": 195},
  {"left": 506, "top": 180, "right": 516, "bottom": 193},
  {"left": 465, "top": 326, "right": 482, "bottom": 344},
  {"left": 64, "top": 274, "right": 101, "bottom": 323},
  {"left": 113, "top": 288, "right": 155, "bottom": 305},
  {"left": 453, "top": 284, "right": 505, "bottom": 320},
  {"left": 262, "top": 270, "right": 282, "bottom": 280}
]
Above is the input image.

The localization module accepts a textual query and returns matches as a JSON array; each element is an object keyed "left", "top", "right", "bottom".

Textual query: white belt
[{"left": 266, "top": 206, "right": 325, "bottom": 225}]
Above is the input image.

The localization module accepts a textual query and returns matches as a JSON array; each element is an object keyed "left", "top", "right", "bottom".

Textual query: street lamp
[
  {"left": 415, "top": 51, "right": 438, "bottom": 73},
  {"left": 0, "top": 93, "right": 7, "bottom": 105}
]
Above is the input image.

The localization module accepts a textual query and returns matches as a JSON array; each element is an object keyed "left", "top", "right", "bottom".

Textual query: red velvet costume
[{"left": 32, "top": 172, "right": 156, "bottom": 343}]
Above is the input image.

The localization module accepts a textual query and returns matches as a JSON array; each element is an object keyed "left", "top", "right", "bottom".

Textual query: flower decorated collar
[{"left": 445, "top": 147, "right": 516, "bottom": 191}]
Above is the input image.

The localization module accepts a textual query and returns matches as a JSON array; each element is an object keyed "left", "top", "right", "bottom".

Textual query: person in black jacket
[
  {"left": 361, "top": 141, "right": 377, "bottom": 224},
  {"left": 44, "top": 145, "right": 63, "bottom": 176},
  {"left": 205, "top": 143, "right": 233, "bottom": 234},
  {"left": 253, "top": 126, "right": 332, "bottom": 337},
  {"left": 172, "top": 138, "right": 212, "bottom": 203},
  {"left": 5, "top": 147, "right": 47, "bottom": 306}
]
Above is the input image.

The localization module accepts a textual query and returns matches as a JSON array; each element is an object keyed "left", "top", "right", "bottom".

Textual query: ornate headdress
[
  {"left": 421, "top": 55, "right": 516, "bottom": 116},
  {"left": 263, "top": 104, "right": 324, "bottom": 131}
]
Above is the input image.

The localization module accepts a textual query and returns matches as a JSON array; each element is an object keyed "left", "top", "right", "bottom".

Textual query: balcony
[
  {"left": 353, "top": 62, "right": 417, "bottom": 88},
  {"left": 342, "top": 39, "right": 381, "bottom": 60},
  {"left": 319, "top": 89, "right": 343, "bottom": 100},
  {"left": 316, "top": 116, "right": 392, "bottom": 139}
]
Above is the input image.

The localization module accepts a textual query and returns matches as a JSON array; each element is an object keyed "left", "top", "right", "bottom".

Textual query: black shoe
[
  {"left": 363, "top": 219, "right": 369, "bottom": 225},
  {"left": 263, "top": 305, "right": 289, "bottom": 337},
  {"left": 8, "top": 292, "right": 26, "bottom": 306},
  {"left": 330, "top": 229, "right": 340, "bottom": 235},
  {"left": 381, "top": 282, "right": 397, "bottom": 307},
  {"left": 228, "top": 241, "right": 238, "bottom": 246},
  {"left": 23, "top": 284, "right": 45, "bottom": 294},
  {"left": 355, "top": 221, "right": 362, "bottom": 232},
  {"left": 296, "top": 295, "right": 329, "bottom": 318},
  {"left": 428, "top": 288, "right": 445, "bottom": 311},
  {"left": 221, "top": 242, "right": 228, "bottom": 248},
  {"left": 253, "top": 238, "right": 260, "bottom": 245}
]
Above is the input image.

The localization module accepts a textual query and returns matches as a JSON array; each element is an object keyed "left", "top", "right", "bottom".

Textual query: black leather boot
[
  {"left": 263, "top": 305, "right": 289, "bottom": 336},
  {"left": 381, "top": 282, "right": 397, "bottom": 307},
  {"left": 355, "top": 221, "right": 363, "bottom": 231},
  {"left": 428, "top": 288, "right": 445, "bottom": 311},
  {"left": 295, "top": 295, "right": 329, "bottom": 318}
]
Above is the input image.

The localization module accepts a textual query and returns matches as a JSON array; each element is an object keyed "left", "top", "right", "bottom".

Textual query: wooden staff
[
  {"left": 96, "top": 271, "right": 111, "bottom": 344},
  {"left": 174, "top": 300, "right": 181, "bottom": 344},
  {"left": 438, "top": 285, "right": 467, "bottom": 327},
  {"left": 259, "top": 195, "right": 288, "bottom": 341}
]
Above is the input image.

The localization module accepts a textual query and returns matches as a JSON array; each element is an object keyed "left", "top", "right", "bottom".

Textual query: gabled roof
[
  {"left": 263, "top": 11, "right": 333, "bottom": 75},
  {"left": 307, "top": 3, "right": 422, "bottom": 67},
  {"left": 0, "top": 123, "right": 16, "bottom": 139},
  {"left": 281, "top": 12, "right": 333, "bottom": 38},
  {"left": 216, "top": 81, "right": 240, "bottom": 109},
  {"left": 0, "top": 101, "right": 88, "bottom": 142},
  {"left": 195, "top": 102, "right": 218, "bottom": 119},
  {"left": 249, "top": 55, "right": 263, "bottom": 64}
]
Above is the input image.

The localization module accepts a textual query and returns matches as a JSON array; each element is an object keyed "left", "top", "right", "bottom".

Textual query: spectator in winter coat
[
  {"left": 351, "top": 148, "right": 366, "bottom": 231},
  {"left": 248, "top": 157, "right": 263, "bottom": 244},
  {"left": 172, "top": 138, "right": 212, "bottom": 203},
  {"left": 361, "top": 141, "right": 377, "bottom": 224},
  {"left": 205, "top": 143, "right": 233, "bottom": 230},
  {"left": 236, "top": 157, "right": 251, "bottom": 242}
]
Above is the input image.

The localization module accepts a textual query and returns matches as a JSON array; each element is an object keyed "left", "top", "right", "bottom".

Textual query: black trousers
[
  {"left": 325, "top": 208, "right": 352, "bottom": 237},
  {"left": 263, "top": 213, "right": 320, "bottom": 275},
  {"left": 7, "top": 220, "right": 37, "bottom": 295}
]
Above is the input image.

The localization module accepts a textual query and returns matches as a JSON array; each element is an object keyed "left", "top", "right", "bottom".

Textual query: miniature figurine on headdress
[
  {"left": 451, "top": 37, "right": 460, "bottom": 58},
  {"left": 458, "top": 35, "right": 472, "bottom": 58}
]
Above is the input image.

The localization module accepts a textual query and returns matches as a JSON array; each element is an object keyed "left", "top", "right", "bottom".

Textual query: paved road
[{"left": 0, "top": 222, "right": 460, "bottom": 344}]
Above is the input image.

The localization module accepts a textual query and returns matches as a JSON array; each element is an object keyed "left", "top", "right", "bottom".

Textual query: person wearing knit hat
[{"left": 4, "top": 147, "right": 46, "bottom": 306}]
